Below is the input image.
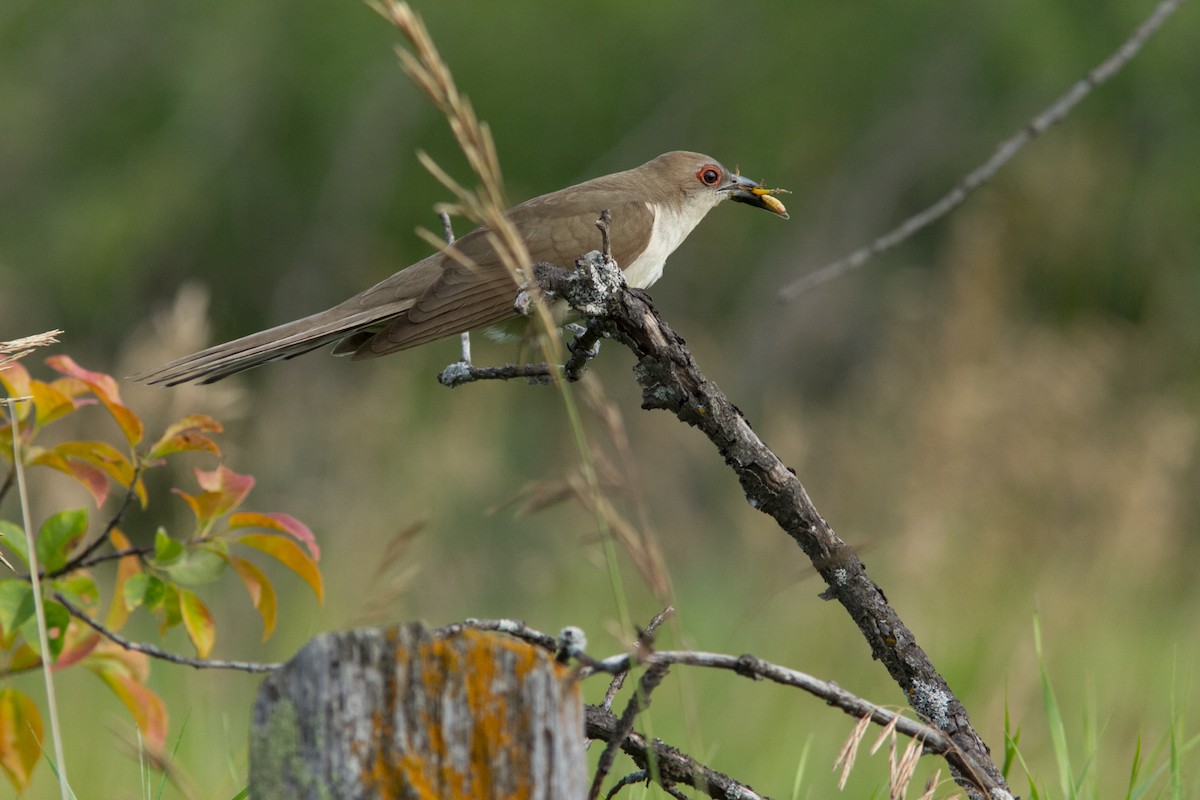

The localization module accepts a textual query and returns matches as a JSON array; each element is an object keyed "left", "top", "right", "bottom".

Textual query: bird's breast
[{"left": 620, "top": 202, "right": 707, "bottom": 289}]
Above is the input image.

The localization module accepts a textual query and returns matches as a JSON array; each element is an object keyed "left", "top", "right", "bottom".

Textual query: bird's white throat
[{"left": 621, "top": 196, "right": 722, "bottom": 290}]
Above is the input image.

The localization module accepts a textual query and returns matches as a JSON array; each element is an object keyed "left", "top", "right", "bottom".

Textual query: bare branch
[
  {"left": 590, "top": 661, "right": 671, "bottom": 800},
  {"left": 56, "top": 593, "right": 279, "bottom": 673},
  {"left": 585, "top": 704, "right": 772, "bottom": 800},
  {"left": 540, "top": 252, "right": 1010, "bottom": 798},
  {"left": 778, "top": 0, "right": 1189, "bottom": 301},
  {"left": 602, "top": 606, "right": 675, "bottom": 712}
]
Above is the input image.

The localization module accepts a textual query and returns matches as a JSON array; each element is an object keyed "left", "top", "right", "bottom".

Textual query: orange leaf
[
  {"left": 105, "top": 529, "right": 142, "bottom": 631},
  {"left": 0, "top": 361, "right": 32, "bottom": 399},
  {"left": 53, "top": 440, "right": 135, "bottom": 486},
  {"left": 194, "top": 466, "right": 254, "bottom": 516},
  {"left": 178, "top": 588, "right": 215, "bottom": 658},
  {"left": 227, "top": 556, "right": 278, "bottom": 640},
  {"left": 27, "top": 447, "right": 108, "bottom": 506},
  {"left": 0, "top": 688, "right": 42, "bottom": 794},
  {"left": 87, "top": 646, "right": 166, "bottom": 751},
  {"left": 228, "top": 512, "right": 320, "bottom": 560},
  {"left": 30, "top": 379, "right": 77, "bottom": 428},
  {"left": 238, "top": 533, "right": 324, "bottom": 603},
  {"left": 45, "top": 355, "right": 143, "bottom": 446},
  {"left": 147, "top": 414, "right": 223, "bottom": 461}
]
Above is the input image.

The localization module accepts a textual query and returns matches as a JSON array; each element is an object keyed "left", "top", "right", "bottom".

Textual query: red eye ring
[{"left": 697, "top": 166, "right": 722, "bottom": 186}]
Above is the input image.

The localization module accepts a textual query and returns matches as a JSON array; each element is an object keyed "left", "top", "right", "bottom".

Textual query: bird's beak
[{"left": 726, "top": 173, "right": 790, "bottom": 219}]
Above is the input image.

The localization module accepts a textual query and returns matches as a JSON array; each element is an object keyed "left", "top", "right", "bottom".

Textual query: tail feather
[{"left": 130, "top": 305, "right": 403, "bottom": 386}]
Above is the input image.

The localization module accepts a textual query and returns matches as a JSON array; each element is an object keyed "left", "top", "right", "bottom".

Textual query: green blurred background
[{"left": 3, "top": 0, "right": 1199, "bottom": 796}]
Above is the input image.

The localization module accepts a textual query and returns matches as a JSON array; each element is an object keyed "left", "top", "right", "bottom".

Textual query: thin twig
[
  {"left": 590, "top": 660, "right": 671, "bottom": 800},
  {"left": 56, "top": 594, "right": 280, "bottom": 673},
  {"left": 585, "top": 705, "right": 770, "bottom": 800},
  {"left": 451, "top": 617, "right": 559, "bottom": 651},
  {"left": 602, "top": 606, "right": 674, "bottom": 712},
  {"left": 778, "top": 0, "right": 1189, "bottom": 301},
  {"left": 48, "top": 463, "right": 144, "bottom": 579},
  {"left": 438, "top": 361, "right": 556, "bottom": 387}
]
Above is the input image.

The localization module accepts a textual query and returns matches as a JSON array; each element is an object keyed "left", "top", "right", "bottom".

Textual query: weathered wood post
[{"left": 250, "top": 622, "right": 585, "bottom": 799}]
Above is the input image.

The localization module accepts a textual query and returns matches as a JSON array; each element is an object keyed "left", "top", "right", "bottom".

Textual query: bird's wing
[{"left": 357, "top": 195, "right": 655, "bottom": 357}]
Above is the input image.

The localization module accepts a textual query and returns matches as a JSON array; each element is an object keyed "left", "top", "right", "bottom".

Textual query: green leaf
[
  {"left": 177, "top": 588, "right": 215, "bottom": 658},
  {"left": 54, "top": 572, "right": 99, "bottom": 605},
  {"left": 158, "top": 582, "right": 182, "bottom": 633},
  {"left": 0, "top": 521, "right": 28, "bottom": 567},
  {"left": 162, "top": 547, "right": 227, "bottom": 586},
  {"left": 153, "top": 528, "right": 184, "bottom": 565},
  {"left": 0, "top": 581, "right": 35, "bottom": 646},
  {"left": 19, "top": 599, "right": 69, "bottom": 661},
  {"left": 35, "top": 508, "right": 88, "bottom": 574},
  {"left": 0, "top": 688, "right": 43, "bottom": 794},
  {"left": 123, "top": 572, "right": 150, "bottom": 611}
]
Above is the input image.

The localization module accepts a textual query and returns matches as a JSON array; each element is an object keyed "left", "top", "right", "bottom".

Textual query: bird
[{"left": 132, "top": 151, "right": 788, "bottom": 385}]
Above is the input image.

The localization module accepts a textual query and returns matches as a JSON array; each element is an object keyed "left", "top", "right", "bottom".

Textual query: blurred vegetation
[{"left": 2, "top": 0, "right": 1199, "bottom": 796}]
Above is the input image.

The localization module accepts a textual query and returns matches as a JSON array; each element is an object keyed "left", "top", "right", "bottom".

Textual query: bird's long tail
[{"left": 130, "top": 304, "right": 396, "bottom": 386}]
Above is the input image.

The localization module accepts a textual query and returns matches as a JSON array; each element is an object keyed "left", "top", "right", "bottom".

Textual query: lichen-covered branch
[{"left": 536, "top": 252, "right": 1011, "bottom": 798}]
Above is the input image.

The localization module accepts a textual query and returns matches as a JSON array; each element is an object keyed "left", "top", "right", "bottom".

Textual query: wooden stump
[{"left": 250, "top": 623, "right": 585, "bottom": 799}]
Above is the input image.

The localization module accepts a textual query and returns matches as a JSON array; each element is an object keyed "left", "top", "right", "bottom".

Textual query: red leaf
[
  {"left": 228, "top": 512, "right": 320, "bottom": 560},
  {"left": 193, "top": 466, "right": 254, "bottom": 515},
  {"left": 45, "top": 355, "right": 143, "bottom": 446},
  {"left": 27, "top": 447, "right": 109, "bottom": 506}
]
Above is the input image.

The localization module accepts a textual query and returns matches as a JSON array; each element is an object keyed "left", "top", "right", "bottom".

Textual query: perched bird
[{"left": 132, "top": 151, "right": 788, "bottom": 385}]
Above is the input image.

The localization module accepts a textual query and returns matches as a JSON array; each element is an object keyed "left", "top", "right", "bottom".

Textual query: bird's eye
[{"left": 697, "top": 166, "right": 722, "bottom": 186}]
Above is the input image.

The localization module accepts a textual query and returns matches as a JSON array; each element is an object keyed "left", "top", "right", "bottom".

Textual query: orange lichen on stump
[{"left": 251, "top": 623, "right": 585, "bottom": 800}]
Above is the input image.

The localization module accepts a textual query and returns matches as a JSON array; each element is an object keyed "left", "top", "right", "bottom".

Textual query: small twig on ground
[
  {"left": 778, "top": 0, "right": 1189, "bottom": 300},
  {"left": 56, "top": 593, "right": 279, "bottom": 673},
  {"left": 585, "top": 704, "right": 770, "bottom": 800},
  {"left": 602, "top": 606, "right": 674, "bottom": 712},
  {"left": 590, "top": 660, "right": 672, "bottom": 800}
]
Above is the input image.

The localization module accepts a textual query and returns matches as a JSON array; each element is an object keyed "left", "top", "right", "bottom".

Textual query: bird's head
[{"left": 646, "top": 151, "right": 790, "bottom": 220}]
